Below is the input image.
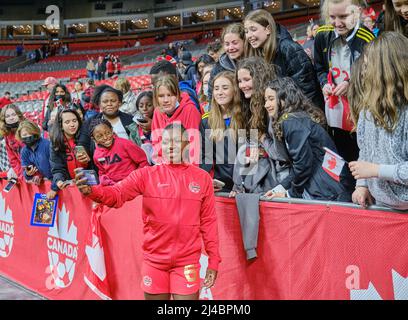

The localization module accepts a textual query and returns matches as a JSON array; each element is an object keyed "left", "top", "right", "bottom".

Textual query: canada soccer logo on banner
[
  {"left": 47, "top": 204, "right": 78, "bottom": 289},
  {"left": 0, "top": 193, "right": 14, "bottom": 258}
]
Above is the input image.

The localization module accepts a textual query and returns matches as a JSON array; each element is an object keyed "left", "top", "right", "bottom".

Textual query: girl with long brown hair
[
  {"left": 243, "top": 9, "right": 324, "bottom": 110},
  {"left": 208, "top": 23, "right": 246, "bottom": 101},
  {"left": 236, "top": 56, "right": 275, "bottom": 138},
  {"left": 377, "top": 0, "right": 408, "bottom": 37},
  {"left": 348, "top": 32, "right": 408, "bottom": 210},
  {"left": 0, "top": 104, "right": 26, "bottom": 180},
  {"left": 200, "top": 71, "right": 245, "bottom": 192}
]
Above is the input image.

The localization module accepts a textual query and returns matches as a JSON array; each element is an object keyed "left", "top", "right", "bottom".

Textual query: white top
[{"left": 111, "top": 119, "right": 130, "bottom": 140}]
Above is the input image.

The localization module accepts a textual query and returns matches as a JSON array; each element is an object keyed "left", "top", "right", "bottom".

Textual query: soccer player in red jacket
[
  {"left": 90, "top": 118, "right": 149, "bottom": 185},
  {"left": 75, "top": 123, "right": 220, "bottom": 300}
]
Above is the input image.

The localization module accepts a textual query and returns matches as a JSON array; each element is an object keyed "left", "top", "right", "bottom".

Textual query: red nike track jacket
[{"left": 89, "top": 163, "right": 221, "bottom": 270}]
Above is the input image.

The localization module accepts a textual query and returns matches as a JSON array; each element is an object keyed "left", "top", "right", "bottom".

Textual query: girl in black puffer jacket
[{"left": 244, "top": 9, "right": 324, "bottom": 110}]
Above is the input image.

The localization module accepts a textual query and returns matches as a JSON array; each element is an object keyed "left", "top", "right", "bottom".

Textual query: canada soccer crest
[
  {"left": 189, "top": 182, "right": 201, "bottom": 194},
  {"left": 47, "top": 204, "right": 78, "bottom": 288},
  {"left": 0, "top": 193, "right": 14, "bottom": 258}
]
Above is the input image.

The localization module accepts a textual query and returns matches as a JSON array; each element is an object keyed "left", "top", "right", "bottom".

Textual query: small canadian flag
[{"left": 322, "top": 147, "right": 346, "bottom": 182}]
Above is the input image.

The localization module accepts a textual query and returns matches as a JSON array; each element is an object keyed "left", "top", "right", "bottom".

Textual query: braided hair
[{"left": 89, "top": 118, "right": 113, "bottom": 138}]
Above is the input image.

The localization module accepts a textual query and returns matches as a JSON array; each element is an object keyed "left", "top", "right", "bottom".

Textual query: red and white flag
[
  {"left": 83, "top": 203, "right": 112, "bottom": 300},
  {"left": 322, "top": 147, "right": 346, "bottom": 182},
  {"left": 326, "top": 70, "right": 354, "bottom": 131}
]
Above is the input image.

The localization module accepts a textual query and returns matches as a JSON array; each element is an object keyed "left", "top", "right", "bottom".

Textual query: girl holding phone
[
  {"left": 128, "top": 91, "right": 154, "bottom": 146},
  {"left": 49, "top": 109, "right": 89, "bottom": 198},
  {"left": 75, "top": 123, "right": 220, "bottom": 300},
  {"left": 16, "top": 120, "right": 56, "bottom": 197}
]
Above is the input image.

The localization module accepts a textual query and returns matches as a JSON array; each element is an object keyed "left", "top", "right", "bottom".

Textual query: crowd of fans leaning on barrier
[{"left": 1, "top": 1, "right": 408, "bottom": 212}]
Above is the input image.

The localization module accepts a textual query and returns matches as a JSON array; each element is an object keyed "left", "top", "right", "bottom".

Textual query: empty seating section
[
  {"left": 0, "top": 69, "right": 87, "bottom": 82},
  {"left": 0, "top": 50, "right": 16, "bottom": 56},
  {"left": 17, "top": 61, "right": 87, "bottom": 73},
  {"left": 0, "top": 46, "right": 156, "bottom": 78},
  {"left": 0, "top": 59, "right": 154, "bottom": 82},
  {"left": 0, "top": 34, "right": 212, "bottom": 125},
  {"left": 68, "top": 40, "right": 134, "bottom": 52},
  {"left": 0, "top": 80, "right": 45, "bottom": 96},
  {"left": 0, "top": 45, "right": 40, "bottom": 50},
  {"left": 0, "top": 56, "right": 12, "bottom": 62},
  {"left": 42, "top": 48, "right": 148, "bottom": 62}
]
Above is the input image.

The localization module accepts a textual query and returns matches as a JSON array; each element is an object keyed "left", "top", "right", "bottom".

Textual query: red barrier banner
[{"left": 0, "top": 181, "right": 408, "bottom": 300}]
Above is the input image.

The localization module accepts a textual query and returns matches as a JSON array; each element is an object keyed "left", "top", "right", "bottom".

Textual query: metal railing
[{"left": 215, "top": 192, "right": 407, "bottom": 214}]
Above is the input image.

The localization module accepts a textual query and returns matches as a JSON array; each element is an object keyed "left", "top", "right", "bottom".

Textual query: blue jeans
[{"left": 87, "top": 70, "right": 95, "bottom": 79}]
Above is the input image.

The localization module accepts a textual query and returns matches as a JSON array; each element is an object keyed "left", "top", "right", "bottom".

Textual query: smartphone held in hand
[
  {"left": 74, "top": 145, "right": 86, "bottom": 156},
  {"left": 3, "top": 179, "right": 17, "bottom": 193},
  {"left": 79, "top": 169, "right": 99, "bottom": 185},
  {"left": 133, "top": 113, "right": 148, "bottom": 124}
]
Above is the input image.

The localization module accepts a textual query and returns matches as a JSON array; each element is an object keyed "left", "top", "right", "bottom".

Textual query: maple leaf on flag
[
  {"left": 328, "top": 156, "right": 337, "bottom": 170},
  {"left": 322, "top": 147, "right": 345, "bottom": 182}
]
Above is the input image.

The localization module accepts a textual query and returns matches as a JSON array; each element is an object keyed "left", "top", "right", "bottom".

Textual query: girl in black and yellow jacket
[
  {"left": 313, "top": 8, "right": 374, "bottom": 163},
  {"left": 313, "top": 24, "right": 374, "bottom": 89}
]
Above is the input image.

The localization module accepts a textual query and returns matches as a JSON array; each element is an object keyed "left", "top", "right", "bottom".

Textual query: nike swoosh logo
[
  {"left": 187, "top": 284, "right": 197, "bottom": 288},
  {"left": 157, "top": 183, "right": 170, "bottom": 188}
]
